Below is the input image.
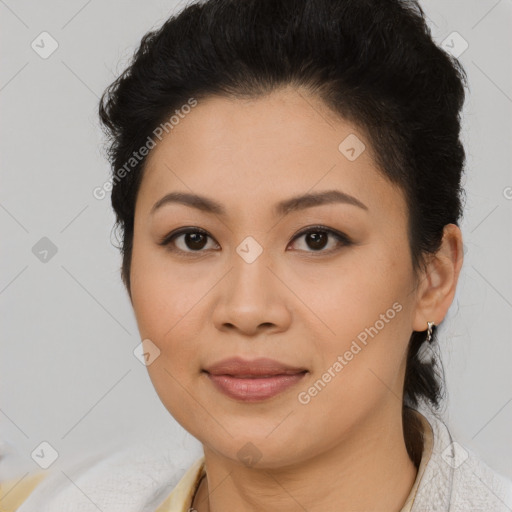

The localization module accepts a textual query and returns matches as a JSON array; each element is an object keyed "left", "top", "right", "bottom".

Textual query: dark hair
[{"left": 98, "top": 0, "right": 467, "bottom": 466}]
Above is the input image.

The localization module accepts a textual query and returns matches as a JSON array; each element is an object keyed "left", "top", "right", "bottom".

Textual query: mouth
[{"left": 203, "top": 357, "right": 308, "bottom": 402}]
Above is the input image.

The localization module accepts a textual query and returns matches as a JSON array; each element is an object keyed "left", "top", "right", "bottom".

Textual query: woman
[{"left": 4, "top": 0, "right": 511, "bottom": 510}]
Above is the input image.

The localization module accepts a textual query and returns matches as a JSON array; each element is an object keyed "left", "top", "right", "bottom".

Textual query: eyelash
[{"left": 158, "top": 225, "right": 353, "bottom": 256}]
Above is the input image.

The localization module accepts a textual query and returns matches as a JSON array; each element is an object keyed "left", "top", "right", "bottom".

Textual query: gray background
[{"left": 1, "top": 0, "right": 511, "bottom": 483}]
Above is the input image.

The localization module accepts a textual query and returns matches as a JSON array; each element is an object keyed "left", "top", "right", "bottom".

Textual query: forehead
[
  {"left": 146, "top": 87, "right": 366, "bottom": 168},
  {"left": 137, "top": 87, "right": 405, "bottom": 221}
]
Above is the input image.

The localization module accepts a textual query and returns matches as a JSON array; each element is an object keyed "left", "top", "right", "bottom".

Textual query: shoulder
[
  {"left": 450, "top": 444, "right": 512, "bottom": 512},
  {"left": 4, "top": 435, "right": 202, "bottom": 512},
  {"left": 413, "top": 406, "right": 512, "bottom": 512}
]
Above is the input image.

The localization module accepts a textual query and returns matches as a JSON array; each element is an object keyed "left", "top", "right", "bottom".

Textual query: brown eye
[
  {"left": 182, "top": 232, "right": 208, "bottom": 250},
  {"left": 159, "top": 225, "right": 351, "bottom": 256},
  {"left": 159, "top": 227, "right": 219, "bottom": 253},
  {"left": 289, "top": 226, "right": 352, "bottom": 253},
  {"left": 304, "top": 231, "right": 328, "bottom": 250}
]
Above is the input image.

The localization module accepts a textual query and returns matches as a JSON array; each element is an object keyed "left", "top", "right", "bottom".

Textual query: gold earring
[{"left": 426, "top": 321, "right": 435, "bottom": 343}]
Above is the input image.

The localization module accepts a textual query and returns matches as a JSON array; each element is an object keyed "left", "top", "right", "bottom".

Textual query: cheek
[
  {"left": 301, "top": 243, "right": 413, "bottom": 395},
  {"left": 304, "top": 242, "right": 411, "bottom": 338},
  {"left": 129, "top": 243, "right": 219, "bottom": 409},
  {"left": 130, "top": 257, "right": 207, "bottom": 426},
  {"left": 130, "top": 240, "right": 209, "bottom": 341}
]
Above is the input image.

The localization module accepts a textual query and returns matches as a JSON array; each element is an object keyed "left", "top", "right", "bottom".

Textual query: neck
[{"left": 193, "top": 405, "right": 421, "bottom": 512}]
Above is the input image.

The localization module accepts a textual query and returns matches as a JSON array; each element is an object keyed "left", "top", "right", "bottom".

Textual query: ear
[{"left": 412, "top": 223, "right": 464, "bottom": 331}]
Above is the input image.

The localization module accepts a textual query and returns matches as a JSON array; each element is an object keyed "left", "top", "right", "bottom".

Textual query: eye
[
  {"left": 158, "top": 227, "right": 219, "bottom": 254},
  {"left": 158, "top": 225, "right": 352, "bottom": 255},
  {"left": 288, "top": 225, "right": 352, "bottom": 254}
]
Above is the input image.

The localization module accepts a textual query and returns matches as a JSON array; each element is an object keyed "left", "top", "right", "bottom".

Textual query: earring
[{"left": 426, "top": 321, "right": 435, "bottom": 343}]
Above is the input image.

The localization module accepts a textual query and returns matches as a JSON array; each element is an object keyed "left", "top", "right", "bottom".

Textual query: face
[{"left": 130, "top": 86, "right": 421, "bottom": 468}]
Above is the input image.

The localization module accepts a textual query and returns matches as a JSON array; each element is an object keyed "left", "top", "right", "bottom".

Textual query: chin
[{"left": 197, "top": 423, "right": 318, "bottom": 470}]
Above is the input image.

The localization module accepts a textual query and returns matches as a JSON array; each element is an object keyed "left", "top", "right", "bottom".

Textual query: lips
[
  {"left": 203, "top": 357, "right": 308, "bottom": 401},
  {"left": 204, "top": 356, "right": 307, "bottom": 377}
]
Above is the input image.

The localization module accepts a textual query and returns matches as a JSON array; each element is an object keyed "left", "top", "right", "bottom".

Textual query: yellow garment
[
  {"left": 0, "top": 412, "right": 433, "bottom": 511},
  {"left": 0, "top": 472, "right": 47, "bottom": 512},
  {"left": 156, "top": 456, "right": 206, "bottom": 512}
]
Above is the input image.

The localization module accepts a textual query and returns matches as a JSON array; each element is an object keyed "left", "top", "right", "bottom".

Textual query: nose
[{"left": 211, "top": 249, "right": 293, "bottom": 337}]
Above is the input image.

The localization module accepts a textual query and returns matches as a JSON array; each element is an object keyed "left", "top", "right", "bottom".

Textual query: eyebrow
[{"left": 150, "top": 189, "right": 368, "bottom": 217}]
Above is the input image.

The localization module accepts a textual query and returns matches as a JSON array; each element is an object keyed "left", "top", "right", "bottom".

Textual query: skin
[{"left": 129, "top": 85, "right": 464, "bottom": 511}]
